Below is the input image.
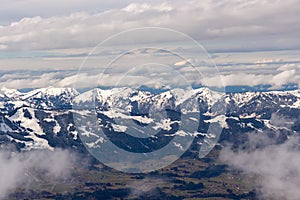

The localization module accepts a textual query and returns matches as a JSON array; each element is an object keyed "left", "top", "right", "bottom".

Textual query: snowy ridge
[
  {"left": 21, "top": 86, "right": 79, "bottom": 100},
  {"left": 2, "top": 86, "right": 300, "bottom": 109},
  {"left": 0, "top": 86, "right": 300, "bottom": 151},
  {"left": 0, "top": 87, "right": 22, "bottom": 99}
]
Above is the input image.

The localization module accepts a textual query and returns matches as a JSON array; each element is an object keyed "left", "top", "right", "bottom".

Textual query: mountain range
[{"left": 0, "top": 86, "right": 299, "bottom": 154}]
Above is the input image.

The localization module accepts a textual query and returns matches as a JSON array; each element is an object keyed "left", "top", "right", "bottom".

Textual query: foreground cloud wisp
[
  {"left": 127, "top": 177, "right": 168, "bottom": 197},
  {"left": 220, "top": 135, "right": 300, "bottom": 200},
  {"left": 0, "top": 148, "right": 77, "bottom": 199}
]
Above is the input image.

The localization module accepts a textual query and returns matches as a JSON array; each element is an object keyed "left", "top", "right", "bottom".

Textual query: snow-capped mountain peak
[
  {"left": 0, "top": 87, "right": 22, "bottom": 99},
  {"left": 1, "top": 86, "right": 300, "bottom": 152}
]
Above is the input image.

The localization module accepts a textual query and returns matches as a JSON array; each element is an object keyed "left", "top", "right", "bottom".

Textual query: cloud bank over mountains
[
  {"left": 0, "top": 0, "right": 299, "bottom": 91},
  {"left": 0, "top": 0, "right": 299, "bottom": 52}
]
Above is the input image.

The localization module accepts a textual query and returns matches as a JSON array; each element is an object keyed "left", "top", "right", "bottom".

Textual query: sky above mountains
[{"left": 0, "top": 0, "right": 299, "bottom": 91}]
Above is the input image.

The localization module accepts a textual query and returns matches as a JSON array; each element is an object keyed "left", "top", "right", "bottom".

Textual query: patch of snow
[
  {"left": 205, "top": 115, "right": 228, "bottom": 128},
  {"left": 111, "top": 123, "right": 127, "bottom": 132},
  {"left": 173, "top": 142, "right": 184, "bottom": 151},
  {"left": 239, "top": 113, "right": 257, "bottom": 119},
  {"left": 86, "top": 137, "right": 105, "bottom": 149},
  {"left": 53, "top": 122, "right": 61, "bottom": 134},
  {"left": 10, "top": 108, "right": 44, "bottom": 135}
]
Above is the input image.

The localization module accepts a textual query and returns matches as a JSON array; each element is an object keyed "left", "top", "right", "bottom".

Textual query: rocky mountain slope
[{"left": 0, "top": 86, "right": 299, "bottom": 152}]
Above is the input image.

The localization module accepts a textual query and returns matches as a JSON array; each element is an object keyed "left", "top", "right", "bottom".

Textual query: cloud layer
[
  {"left": 0, "top": 0, "right": 299, "bottom": 90},
  {"left": 1, "top": 59, "right": 299, "bottom": 90},
  {"left": 220, "top": 134, "right": 300, "bottom": 200},
  {"left": 0, "top": 0, "right": 300, "bottom": 52},
  {"left": 0, "top": 148, "right": 77, "bottom": 199}
]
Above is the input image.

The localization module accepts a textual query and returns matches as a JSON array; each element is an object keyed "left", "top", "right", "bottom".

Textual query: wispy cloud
[
  {"left": 205, "top": 68, "right": 300, "bottom": 89},
  {"left": 0, "top": 148, "right": 78, "bottom": 199},
  {"left": 220, "top": 134, "right": 300, "bottom": 200},
  {"left": 127, "top": 177, "right": 168, "bottom": 198}
]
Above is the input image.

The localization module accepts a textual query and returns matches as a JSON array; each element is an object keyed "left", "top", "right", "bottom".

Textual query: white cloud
[
  {"left": 0, "top": 1, "right": 299, "bottom": 91},
  {"left": 204, "top": 73, "right": 271, "bottom": 88},
  {"left": 277, "top": 64, "right": 300, "bottom": 71},
  {"left": 203, "top": 64, "right": 300, "bottom": 89},
  {"left": 127, "top": 177, "right": 168, "bottom": 197},
  {"left": 1, "top": 61, "right": 300, "bottom": 90},
  {"left": 0, "top": 0, "right": 299, "bottom": 52},
  {"left": 0, "top": 72, "right": 61, "bottom": 89},
  {"left": 122, "top": 2, "right": 173, "bottom": 13},
  {"left": 270, "top": 69, "right": 296, "bottom": 89},
  {"left": 0, "top": 148, "right": 77, "bottom": 199},
  {"left": 220, "top": 135, "right": 300, "bottom": 200},
  {"left": 174, "top": 59, "right": 192, "bottom": 67},
  {"left": 0, "top": 0, "right": 146, "bottom": 25},
  {"left": 255, "top": 58, "right": 283, "bottom": 64}
]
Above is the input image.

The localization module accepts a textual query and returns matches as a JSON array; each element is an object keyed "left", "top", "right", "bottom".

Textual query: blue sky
[{"left": 0, "top": 0, "right": 299, "bottom": 91}]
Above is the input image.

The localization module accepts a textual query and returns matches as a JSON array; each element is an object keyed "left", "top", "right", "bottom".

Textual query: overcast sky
[
  {"left": 1, "top": 0, "right": 300, "bottom": 52},
  {"left": 0, "top": 0, "right": 299, "bottom": 90}
]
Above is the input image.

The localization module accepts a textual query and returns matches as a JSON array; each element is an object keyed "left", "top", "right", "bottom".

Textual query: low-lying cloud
[
  {"left": 220, "top": 134, "right": 300, "bottom": 200},
  {"left": 1, "top": 62, "right": 300, "bottom": 90},
  {"left": 205, "top": 68, "right": 300, "bottom": 89},
  {"left": 127, "top": 177, "right": 168, "bottom": 198},
  {"left": 0, "top": 148, "right": 77, "bottom": 199}
]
